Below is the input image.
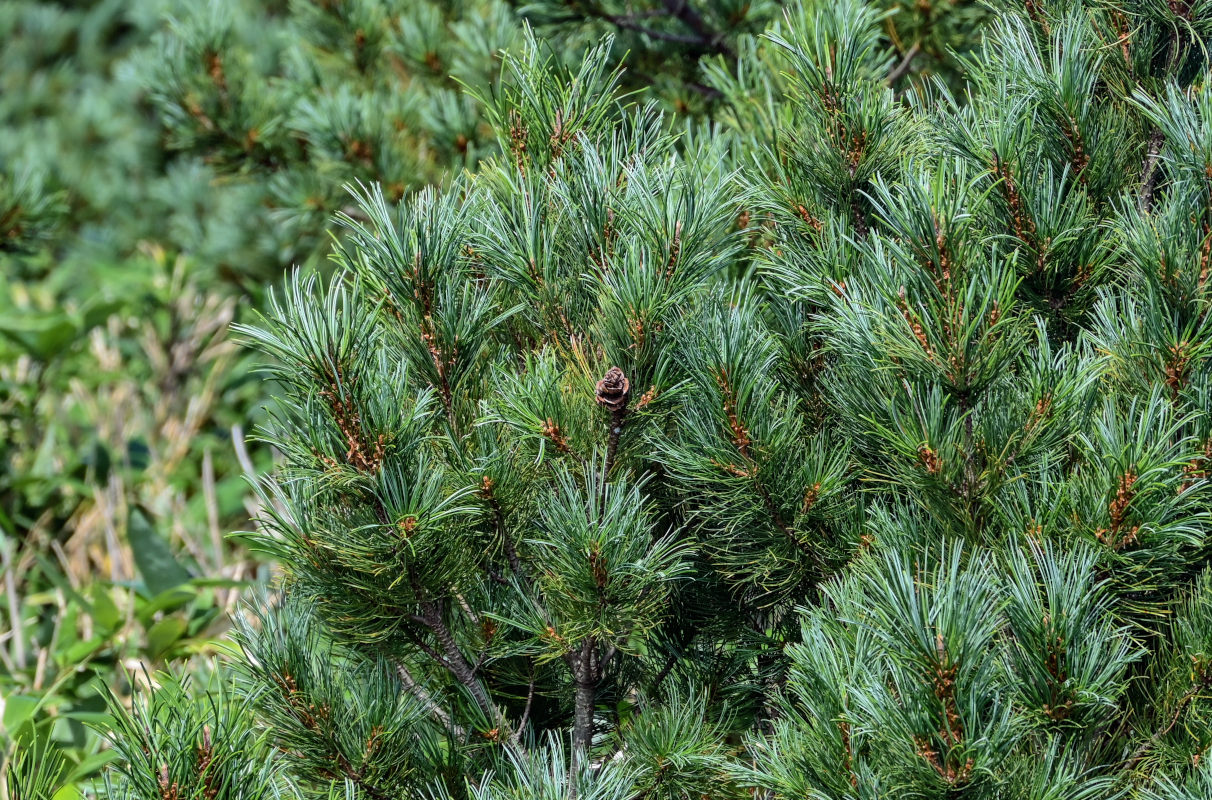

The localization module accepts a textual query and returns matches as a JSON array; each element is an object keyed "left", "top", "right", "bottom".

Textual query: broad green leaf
[
  {"left": 63, "top": 750, "right": 119, "bottom": 783},
  {"left": 59, "top": 636, "right": 105, "bottom": 665},
  {"left": 1, "top": 694, "right": 40, "bottom": 737},
  {"left": 127, "top": 507, "right": 191, "bottom": 596},
  {"left": 135, "top": 586, "right": 197, "bottom": 626},
  {"left": 88, "top": 584, "right": 122, "bottom": 633},
  {"left": 78, "top": 296, "right": 126, "bottom": 331},
  {"left": 145, "top": 616, "right": 187, "bottom": 659},
  {"left": 0, "top": 312, "right": 80, "bottom": 360}
]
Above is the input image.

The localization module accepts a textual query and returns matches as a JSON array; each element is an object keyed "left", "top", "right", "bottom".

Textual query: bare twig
[
  {"left": 513, "top": 664, "right": 537, "bottom": 746},
  {"left": 582, "top": 0, "right": 734, "bottom": 55},
  {"left": 886, "top": 41, "right": 922, "bottom": 86},
  {"left": 396, "top": 662, "right": 467, "bottom": 739},
  {"left": 661, "top": 0, "right": 734, "bottom": 57}
]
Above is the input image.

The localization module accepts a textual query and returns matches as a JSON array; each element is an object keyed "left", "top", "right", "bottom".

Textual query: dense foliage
[
  {"left": 6, "top": 0, "right": 1212, "bottom": 798},
  {"left": 2, "top": 7, "right": 972, "bottom": 782},
  {"left": 0, "top": 0, "right": 805, "bottom": 786}
]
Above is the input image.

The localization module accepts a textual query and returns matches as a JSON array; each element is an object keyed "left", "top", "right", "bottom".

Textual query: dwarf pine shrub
[{"left": 8, "top": 0, "right": 1212, "bottom": 798}]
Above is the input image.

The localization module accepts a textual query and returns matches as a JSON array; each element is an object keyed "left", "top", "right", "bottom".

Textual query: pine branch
[
  {"left": 886, "top": 42, "right": 921, "bottom": 86},
  {"left": 1139, "top": 129, "right": 1165, "bottom": 214},
  {"left": 605, "top": 407, "right": 627, "bottom": 475},
  {"left": 568, "top": 0, "right": 734, "bottom": 55},
  {"left": 572, "top": 638, "right": 600, "bottom": 754},
  {"left": 395, "top": 662, "right": 466, "bottom": 738},
  {"left": 416, "top": 599, "right": 505, "bottom": 731},
  {"left": 512, "top": 665, "right": 537, "bottom": 746},
  {"left": 660, "top": 0, "right": 734, "bottom": 57},
  {"left": 484, "top": 477, "right": 530, "bottom": 587},
  {"left": 1122, "top": 675, "right": 1212, "bottom": 773}
]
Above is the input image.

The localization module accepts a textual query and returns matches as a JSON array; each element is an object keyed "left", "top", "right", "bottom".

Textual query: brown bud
[
  {"left": 399, "top": 516, "right": 418, "bottom": 537},
  {"left": 595, "top": 366, "right": 630, "bottom": 412}
]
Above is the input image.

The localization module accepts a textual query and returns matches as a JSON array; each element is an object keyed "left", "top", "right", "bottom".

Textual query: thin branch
[
  {"left": 651, "top": 650, "right": 679, "bottom": 692},
  {"left": 604, "top": 407, "right": 627, "bottom": 476},
  {"left": 402, "top": 621, "right": 456, "bottom": 672},
  {"left": 512, "top": 664, "right": 537, "bottom": 746},
  {"left": 886, "top": 41, "right": 922, "bottom": 86},
  {"left": 661, "top": 0, "right": 734, "bottom": 57},
  {"left": 396, "top": 663, "right": 467, "bottom": 739},
  {"left": 685, "top": 80, "right": 723, "bottom": 100},
  {"left": 590, "top": 11, "right": 715, "bottom": 47},
  {"left": 577, "top": 1, "right": 734, "bottom": 55},
  {"left": 423, "top": 600, "right": 506, "bottom": 733},
  {"left": 1123, "top": 677, "right": 1211, "bottom": 772},
  {"left": 755, "top": 480, "right": 826, "bottom": 577},
  {"left": 332, "top": 750, "right": 392, "bottom": 800},
  {"left": 485, "top": 564, "right": 510, "bottom": 586},
  {"left": 486, "top": 485, "right": 531, "bottom": 587}
]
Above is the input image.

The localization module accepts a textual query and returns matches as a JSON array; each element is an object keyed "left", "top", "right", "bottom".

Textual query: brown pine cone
[{"left": 595, "top": 367, "right": 630, "bottom": 412}]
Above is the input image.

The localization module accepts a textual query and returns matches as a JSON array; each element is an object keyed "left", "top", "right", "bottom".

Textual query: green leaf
[
  {"left": 59, "top": 636, "right": 105, "bottom": 666},
  {"left": 2, "top": 694, "right": 40, "bottom": 737},
  {"left": 188, "top": 578, "right": 247, "bottom": 589},
  {"left": 78, "top": 296, "right": 126, "bottom": 331},
  {"left": 135, "top": 586, "right": 197, "bottom": 626},
  {"left": 127, "top": 507, "right": 191, "bottom": 596},
  {"left": 0, "top": 312, "right": 80, "bottom": 360},
  {"left": 62, "top": 750, "right": 119, "bottom": 783},
  {"left": 88, "top": 584, "right": 122, "bottom": 633},
  {"left": 32, "top": 553, "right": 92, "bottom": 615},
  {"left": 145, "top": 616, "right": 187, "bottom": 659}
]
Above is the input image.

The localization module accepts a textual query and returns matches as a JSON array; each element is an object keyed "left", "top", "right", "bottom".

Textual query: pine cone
[{"left": 595, "top": 367, "right": 630, "bottom": 412}]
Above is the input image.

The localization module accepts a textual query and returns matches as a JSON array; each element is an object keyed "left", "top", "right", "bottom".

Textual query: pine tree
[{"left": 9, "top": 0, "right": 1212, "bottom": 797}]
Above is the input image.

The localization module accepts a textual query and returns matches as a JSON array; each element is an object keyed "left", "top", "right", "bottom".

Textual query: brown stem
[
  {"left": 486, "top": 482, "right": 530, "bottom": 587},
  {"left": 886, "top": 41, "right": 922, "bottom": 86},
  {"left": 512, "top": 664, "right": 537, "bottom": 746},
  {"left": 420, "top": 600, "right": 500, "bottom": 726},
  {"left": 571, "top": 0, "right": 733, "bottom": 56},
  {"left": 660, "top": 0, "right": 734, "bottom": 57},
  {"left": 566, "top": 639, "right": 600, "bottom": 800},
  {"left": 376, "top": 496, "right": 507, "bottom": 739},
  {"left": 582, "top": 7, "right": 715, "bottom": 49},
  {"left": 402, "top": 621, "right": 456, "bottom": 671},
  {"left": 757, "top": 481, "right": 825, "bottom": 578},
  {"left": 572, "top": 639, "right": 598, "bottom": 754},
  {"left": 850, "top": 196, "right": 869, "bottom": 239},
  {"left": 337, "top": 756, "right": 392, "bottom": 800},
  {"left": 651, "top": 650, "right": 679, "bottom": 691},
  {"left": 605, "top": 407, "right": 627, "bottom": 475}
]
